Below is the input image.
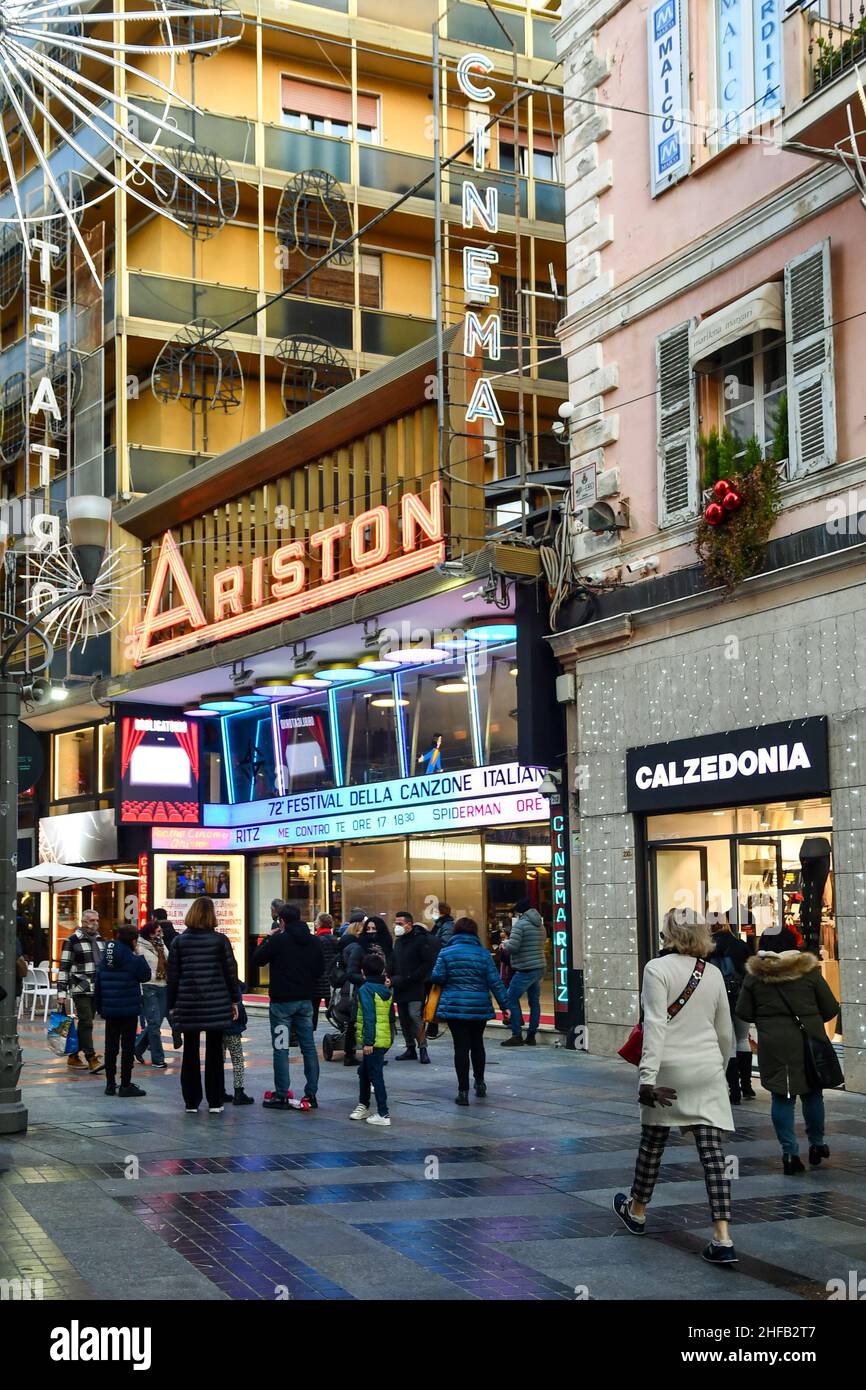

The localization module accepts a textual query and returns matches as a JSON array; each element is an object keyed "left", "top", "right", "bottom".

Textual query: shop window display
[
  {"left": 53, "top": 727, "right": 96, "bottom": 801},
  {"left": 646, "top": 798, "right": 839, "bottom": 1039},
  {"left": 473, "top": 646, "right": 518, "bottom": 764},
  {"left": 332, "top": 680, "right": 402, "bottom": 785},
  {"left": 225, "top": 707, "right": 279, "bottom": 802},
  {"left": 402, "top": 667, "right": 474, "bottom": 772}
]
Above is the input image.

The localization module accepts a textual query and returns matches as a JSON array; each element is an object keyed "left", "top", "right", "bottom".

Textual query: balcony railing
[
  {"left": 358, "top": 146, "right": 435, "bottom": 200},
  {"left": 361, "top": 310, "right": 435, "bottom": 356},
  {"left": 264, "top": 125, "right": 351, "bottom": 181},
  {"left": 265, "top": 297, "right": 353, "bottom": 347},
  {"left": 128, "top": 274, "right": 257, "bottom": 326},
  {"left": 807, "top": 0, "right": 866, "bottom": 93}
]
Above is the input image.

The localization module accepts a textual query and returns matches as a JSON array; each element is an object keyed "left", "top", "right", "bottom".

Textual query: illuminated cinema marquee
[
  {"left": 134, "top": 481, "right": 445, "bottom": 664},
  {"left": 458, "top": 53, "right": 505, "bottom": 431}
]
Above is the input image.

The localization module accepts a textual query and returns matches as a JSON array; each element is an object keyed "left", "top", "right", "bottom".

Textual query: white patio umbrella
[{"left": 16, "top": 864, "right": 138, "bottom": 950}]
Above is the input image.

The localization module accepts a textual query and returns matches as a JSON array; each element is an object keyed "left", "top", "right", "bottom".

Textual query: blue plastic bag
[{"left": 47, "top": 1010, "right": 77, "bottom": 1057}]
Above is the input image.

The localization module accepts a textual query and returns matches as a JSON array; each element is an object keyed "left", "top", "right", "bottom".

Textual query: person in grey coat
[{"left": 500, "top": 897, "right": 547, "bottom": 1046}]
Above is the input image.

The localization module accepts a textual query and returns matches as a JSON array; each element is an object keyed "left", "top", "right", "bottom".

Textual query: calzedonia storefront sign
[
  {"left": 626, "top": 718, "right": 829, "bottom": 814},
  {"left": 151, "top": 762, "right": 550, "bottom": 852}
]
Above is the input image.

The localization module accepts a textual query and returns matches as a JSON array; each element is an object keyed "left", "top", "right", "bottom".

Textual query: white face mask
[{"left": 394, "top": 925, "right": 406, "bottom": 937}]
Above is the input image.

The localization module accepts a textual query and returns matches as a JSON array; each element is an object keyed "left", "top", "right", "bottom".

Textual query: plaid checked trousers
[{"left": 631, "top": 1124, "right": 731, "bottom": 1222}]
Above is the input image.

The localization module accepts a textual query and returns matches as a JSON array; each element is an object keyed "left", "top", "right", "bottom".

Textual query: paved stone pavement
[{"left": 3, "top": 1012, "right": 866, "bottom": 1302}]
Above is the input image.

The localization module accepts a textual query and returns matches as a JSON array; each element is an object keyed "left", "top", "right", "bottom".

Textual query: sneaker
[
  {"left": 613, "top": 1192, "right": 646, "bottom": 1235},
  {"left": 184, "top": 1106, "right": 199, "bottom": 1113},
  {"left": 87, "top": 1055, "right": 105, "bottom": 1074},
  {"left": 151, "top": 1062, "right": 168, "bottom": 1069},
  {"left": 118, "top": 1084, "right": 146, "bottom": 1098},
  {"left": 366, "top": 1113, "right": 391, "bottom": 1127},
  {"left": 455, "top": 1091, "right": 470, "bottom": 1106},
  {"left": 349, "top": 1104, "right": 370, "bottom": 1121},
  {"left": 474, "top": 1080, "right": 487, "bottom": 1097},
  {"left": 104, "top": 1082, "right": 116, "bottom": 1096},
  {"left": 395, "top": 1049, "right": 417, "bottom": 1061},
  {"left": 262, "top": 1095, "right": 291, "bottom": 1109},
  {"left": 208, "top": 1106, "right": 224, "bottom": 1115},
  {"left": 67, "top": 1055, "right": 86, "bottom": 1069},
  {"left": 524, "top": 1032, "right": 537, "bottom": 1046},
  {"left": 702, "top": 1242, "right": 738, "bottom": 1266},
  {"left": 263, "top": 1089, "right": 293, "bottom": 1102},
  {"left": 302, "top": 1095, "right": 318, "bottom": 1109},
  {"left": 343, "top": 1054, "right": 358, "bottom": 1067},
  {"left": 809, "top": 1144, "right": 830, "bottom": 1166},
  {"left": 287, "top": 1097, "right": 315, "bottom": 1111},
  {"left": 500, "top": 1035, "right": 524, "bottom": 1048}
]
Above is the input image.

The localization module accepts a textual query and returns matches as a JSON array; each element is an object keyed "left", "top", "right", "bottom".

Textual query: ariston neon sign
[{"left": 133, "top": 481, "right": 445, "bottom": 664}]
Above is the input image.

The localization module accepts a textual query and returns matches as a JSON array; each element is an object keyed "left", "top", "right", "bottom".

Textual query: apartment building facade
[{"left": 553, "top": 0, "right": 866, "bottom": 1088}]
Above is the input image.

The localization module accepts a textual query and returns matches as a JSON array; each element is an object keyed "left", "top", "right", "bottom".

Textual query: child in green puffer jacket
[{"left": 348, "top": 956, "right": 394, "bottom": 1128}]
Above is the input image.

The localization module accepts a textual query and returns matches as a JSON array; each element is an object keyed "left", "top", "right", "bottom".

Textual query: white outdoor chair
[
  {"left": 17, "top": 968, "right": 38, "bottom": 1018},
  {"left": 28, "top": 967, "right": 56, "bottom": 1022},
  {"left": 36, "top": 960, "right": 50, "bottom": 970}
]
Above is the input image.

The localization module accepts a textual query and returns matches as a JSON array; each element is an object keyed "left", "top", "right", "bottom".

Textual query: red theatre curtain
[
  {"left": 120, "top": 719, "right": 147, "bottom": 777},
  {"left": 175, "top": 724, "right": 200, "bottom": 781}
]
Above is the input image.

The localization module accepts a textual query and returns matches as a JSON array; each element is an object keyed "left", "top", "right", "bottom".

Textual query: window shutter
[
  {"left": 784, "top": 239, "right": 836, "bottom": 477},
  {"left": 656, "top": 321, "right": 697, "bottom": 526}
]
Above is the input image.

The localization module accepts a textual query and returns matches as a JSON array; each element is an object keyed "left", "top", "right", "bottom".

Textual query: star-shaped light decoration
[{"left": 0, "top": 0, "right": 243, "bottom": 281}]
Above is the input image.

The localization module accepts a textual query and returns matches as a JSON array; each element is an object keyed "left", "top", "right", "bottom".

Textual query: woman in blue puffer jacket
[
  {"left": 94, "top": 927, "right": 151, "bottom": 1098},
  {"left": 431, "top": 918, "right": 510, "bottom": 1107}
]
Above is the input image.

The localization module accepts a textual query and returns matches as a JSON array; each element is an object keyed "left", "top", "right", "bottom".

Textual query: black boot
[
  {"left": 738, "top": 1052, "right": 756, "bottom": 1098},
  {"left": 474, "top": 1080, "right": 487, "bottom": 1097},
  {"left": 455, "top": 1090, "right": 469, "bottom": 1106},
  {"left": 783, "top": 1153, "right": 806, "bottom": 1175},
  {"left": 726, "top": 1058, "right": 742, "bottom": 1104},
  {"left": 808, "top": 1143, "right": 830, "bottom": 1166},
  {"left": 418, "top": 1046, "right": 430, "bottom": 1064},
  {"left": 233, "top": 1088, "right": 255, "bottom": 1106},
  {"left": 395, "top": 1048, "right": 417, "bottom": 1061}
]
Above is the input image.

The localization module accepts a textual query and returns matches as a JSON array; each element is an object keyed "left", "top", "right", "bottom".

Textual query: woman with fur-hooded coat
[{"left": 736, "top": 951, "right": 839, "bottom": 1173}]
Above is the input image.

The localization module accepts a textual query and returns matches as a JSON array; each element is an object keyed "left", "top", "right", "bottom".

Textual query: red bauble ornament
[
  {"left": 704, "top": 502, "right": 725, "bottom": 526},
  {"left": 712, "top": 479, "right": 733, "bottom": 501},
  {"left": 722, "top": 488, "right": 743, "bottom": 512}
]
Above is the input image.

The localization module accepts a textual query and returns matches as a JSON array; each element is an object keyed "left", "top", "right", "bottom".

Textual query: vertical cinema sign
[
  {"left": 551, "top": 809, "right": 571, "bottom": 1018},
  {"left": 457, "top": 54, "right": 504, "bottom": 432}
]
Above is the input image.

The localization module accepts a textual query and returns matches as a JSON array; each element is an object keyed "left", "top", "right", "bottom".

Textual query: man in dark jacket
[
  {"left": 254, "top": 905, "right": 324, "bottom": 1110},
  {"left": 500, "top": 898, "right": 547, "bottom": 1047},
  {"left": 391, "top": 911, "right": 434, "bottom": 1064},
  {"left": 432, "top": 902, "right": 455, "bottom": 947}
]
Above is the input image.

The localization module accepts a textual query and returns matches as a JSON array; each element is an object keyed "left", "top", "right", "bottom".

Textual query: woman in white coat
[{"left": 614, "top": 908, "right": 737, "bottom": 1266}]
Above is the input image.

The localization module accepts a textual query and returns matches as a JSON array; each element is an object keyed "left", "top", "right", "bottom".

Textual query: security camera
[
  {"left": 435, "top": 559, "right": 471, "bottom": 578},
  {"left": 539, "top": 769, "right": 562, "bottom": 797},
  {"left": 462, "top": 585, "right": 487, "bottom": 602},
  {"left": 583, "top": 570, "right": 607, "bottom": 585},
  {"left": 625, "top": 555, "right": 660, "bottom": 575}
]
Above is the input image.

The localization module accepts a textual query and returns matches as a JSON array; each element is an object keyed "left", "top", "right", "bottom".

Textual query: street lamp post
[{"left": 0, "top": 497, "right": 112, "bottom": 1135}]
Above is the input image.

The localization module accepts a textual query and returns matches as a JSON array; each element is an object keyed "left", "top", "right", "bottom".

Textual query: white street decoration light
[
  {"left": 29, "top": 495, "right": 139, "bottom": 650},
  {"left": 0, "top": 0, "right": 244, "bottom": 280}
]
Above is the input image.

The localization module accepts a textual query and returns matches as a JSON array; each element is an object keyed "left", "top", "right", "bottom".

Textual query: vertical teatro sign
[{"left": 456, "top": 53, "right": 505, "bottom": 432}]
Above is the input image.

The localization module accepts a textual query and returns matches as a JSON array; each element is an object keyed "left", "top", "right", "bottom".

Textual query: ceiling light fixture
[
  {"left": 314, "top": 663, "right": 370, "bottom": 683},
  {"left": 436, "top": 681, "right": 468, "bottom": 694},
  {"left": 465, "top": 622, "right": 517, "bottom": 643},
  {"left": 381, "top": 646, "right": 450, "bottom": 666},
  {"left": 251, "top": 679, "right": 300, "bottom": 699}
]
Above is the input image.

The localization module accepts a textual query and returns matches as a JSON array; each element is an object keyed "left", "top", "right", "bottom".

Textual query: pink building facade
[{"left": 552, "top": 0, "right": 866, "bottom": 1088}]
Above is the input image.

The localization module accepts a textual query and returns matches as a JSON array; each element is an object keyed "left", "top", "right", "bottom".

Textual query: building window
[
  {"left": 712, "top": 333, "right": 786, "bottom": 459},
  {"left": 53, "top": 727, "right": 96, "bottom": 801},
  {"left": 280, "top": 77, "right": 380, "bottom": 143},
  {"left": 499, "top": 141, "right": 558, "bottom": 180}
]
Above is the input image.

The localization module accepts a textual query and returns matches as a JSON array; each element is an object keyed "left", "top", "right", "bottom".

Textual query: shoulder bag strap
[
  {"left": 667, "top": 958, "right": 706, "bottom": 1019},
  {"left": 772, "top": 984, "right": 807, "bottom": 1034}
]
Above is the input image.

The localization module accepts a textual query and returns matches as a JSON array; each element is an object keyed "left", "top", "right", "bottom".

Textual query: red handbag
[
  {"left": 617, "top": 1022, "right": 644, "bottom": 1065},
  {"left": 617, "top": 959, "right": 706, "bottom": 1066}
]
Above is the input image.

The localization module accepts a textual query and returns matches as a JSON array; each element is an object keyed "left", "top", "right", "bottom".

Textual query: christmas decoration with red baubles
[{"left": 703, "top": 477, "right": 743, "bottom": 525}]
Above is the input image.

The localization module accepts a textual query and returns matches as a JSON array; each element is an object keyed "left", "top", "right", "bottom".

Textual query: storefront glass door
[{"left": 649, "top": 844, "right": 708, "bottom": 942}]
